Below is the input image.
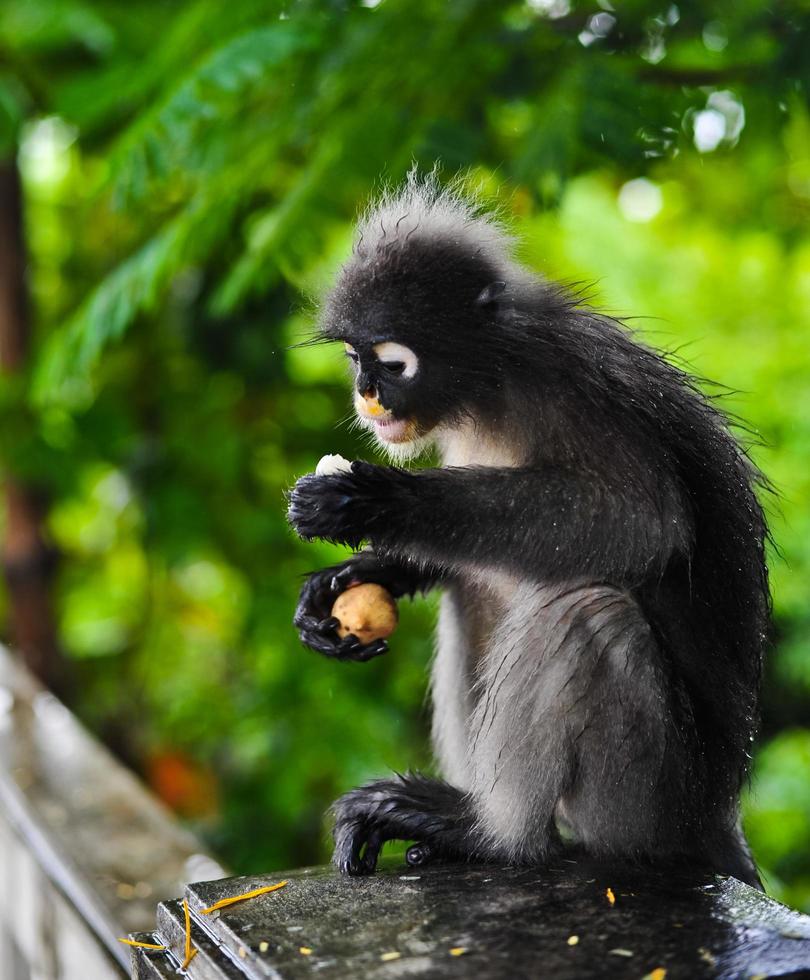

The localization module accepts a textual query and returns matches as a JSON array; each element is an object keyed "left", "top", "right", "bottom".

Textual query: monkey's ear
[{"left": 475, "top": 281, "right": 506, "bottom": 308}]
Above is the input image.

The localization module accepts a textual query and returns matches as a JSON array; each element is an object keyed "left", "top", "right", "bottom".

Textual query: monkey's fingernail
[
  {"left": 321, "top": 617, "right": 340, "bottom": 631},
  {"left": 330, "top": 577, "right": 341, "bottom": 592}
]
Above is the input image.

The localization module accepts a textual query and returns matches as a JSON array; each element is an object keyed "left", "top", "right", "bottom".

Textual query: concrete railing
[{"left": 0, "top": 647, "right": 226, "bottom": 980}]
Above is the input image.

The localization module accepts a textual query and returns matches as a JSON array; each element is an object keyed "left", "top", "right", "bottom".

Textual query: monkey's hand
[
  {"left": 287, "top": 461, "right": 391, "bottom": 547},
  {"left": 293, "top": 557, "right": 389, "bottom": 662},
  {"left": 292, "top": 550, "right": 438, "bottom": 662}
]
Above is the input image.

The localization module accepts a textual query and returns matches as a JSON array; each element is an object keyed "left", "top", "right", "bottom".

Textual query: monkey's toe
[
  {"left": 332, "top": 790, "right": 388, "bottom": 875},
  {"left": 332, "top": 817, "right": 372, "bottom": 876},
  {"left": 405, "top": 842, "right": 435, "bottom": 866},
  {"left": 332, "top": 824, "right": 385, "bottom": 876}
]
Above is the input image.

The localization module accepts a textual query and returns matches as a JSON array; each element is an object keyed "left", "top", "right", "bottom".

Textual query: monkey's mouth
[{"left": 372, "top": 417, "right": 414, "bottom": 444}]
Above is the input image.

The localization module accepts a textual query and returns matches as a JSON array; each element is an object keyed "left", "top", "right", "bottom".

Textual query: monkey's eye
[
  {"left": 343, "top": 343, "right": 359, "bottom": 365},
  {"left": 381, "top": 361, "right": 406, "bottom": 376},
  {"left": 373, "top": 341, "right": 419, "bottom": 381}
]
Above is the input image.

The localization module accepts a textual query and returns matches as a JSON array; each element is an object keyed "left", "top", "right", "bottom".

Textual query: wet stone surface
[{"left": 130, "top": 856, "right": 810, "bottom": 979}]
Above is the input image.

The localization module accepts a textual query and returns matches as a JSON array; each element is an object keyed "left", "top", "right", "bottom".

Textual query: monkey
[{"left": 287, "top": 173, "right": 770, "bottom": 888}]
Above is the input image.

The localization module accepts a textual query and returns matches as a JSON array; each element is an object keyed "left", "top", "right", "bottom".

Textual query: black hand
[
  {"left": 287, "top": 461, "right": 408, "bottom": 547},
  {"left": 293, "top": 560, "right": 390, "bottom": 663},
  {"left": 287, "top": 463, "right": 369, "bottom": 546}
]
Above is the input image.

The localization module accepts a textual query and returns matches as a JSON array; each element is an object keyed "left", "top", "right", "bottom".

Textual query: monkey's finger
[
  {"left": 293, "top": 611, "right": 320, "bottom": 632},
  {"left": 361, "top": 828, "right": 385, "bottom": 872},
  {"left": 333, "top": 820, "right": 369, "bottom": 876},
  {"left": 334, "top": 634, "right": 363, "bottom": 659},
  {"left": 331, "top": 568, "right": 363, "bottom": 592},
  {"left": 297, "top": 614, "right": 340, "bottom": 633},
  {"left": 334, "top": 635, "right": 389, "bottom": 662},
  {"left": 298, "top": 629, "right": 344, "bottom": 658},
  {"left": 295, "top": 593, "right": 328, "bottom": 622},
  {"left": 352, "top": 639, "right": 389, "bottom": 662},
  {"left": 294, "top": 614, "right": 341, "bottom": 641}
]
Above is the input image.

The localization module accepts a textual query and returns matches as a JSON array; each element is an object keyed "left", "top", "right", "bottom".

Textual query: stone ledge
[{"left": 130, "top": 858, "right": 810, "bottom": 979}]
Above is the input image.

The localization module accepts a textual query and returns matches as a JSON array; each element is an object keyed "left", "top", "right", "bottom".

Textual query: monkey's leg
[
  {"left": 332, "top": 583, "right": 611, "bottom": 875},
  {"left": 547, "top": 585, "right": 758, "bottom": 885},
  {"left": 362, "top": 582, "right": 597, "bottom": 873},
  {"left": 460, "top": 582, "right": 606, "bottom": 865},
  {"left": 549, "top": 586, "right": 682, "bottom": 863},
  {"left": 429, "top": 586, "right": 479, "bottom": 791}
]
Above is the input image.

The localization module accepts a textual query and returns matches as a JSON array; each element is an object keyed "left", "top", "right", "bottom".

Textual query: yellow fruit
[{"left": 331, "top": 583, "right": 398, "bottom": 643}]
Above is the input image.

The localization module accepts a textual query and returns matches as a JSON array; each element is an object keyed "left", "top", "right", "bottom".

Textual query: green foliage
[{"left": 2, "top": 0, "right": 810, "bottom": 907}]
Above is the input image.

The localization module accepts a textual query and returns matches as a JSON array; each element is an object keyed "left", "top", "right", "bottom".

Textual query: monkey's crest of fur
[{"left": 353, "top": 170, "right": 514, "bottom": 272}]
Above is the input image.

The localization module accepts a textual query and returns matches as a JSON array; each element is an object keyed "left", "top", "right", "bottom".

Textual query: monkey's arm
[
  {"left": 293, "top": 549, "right": 445, "bottom": 661},
  {"left": 288, "top": 461, "right": 691, "bottom": 586}
]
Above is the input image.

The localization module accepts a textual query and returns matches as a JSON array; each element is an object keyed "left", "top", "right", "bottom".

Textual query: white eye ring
[
  {"left": 344, "top": 342, "right": 359, "bottom": 363},
  {"left": 373, "top": 341, "right": 419, "bottom": 380}
]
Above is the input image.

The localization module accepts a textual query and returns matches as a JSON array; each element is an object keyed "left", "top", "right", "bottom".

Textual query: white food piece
[{"left": 315, "top": 453, "right": 353, "bottom": 476}]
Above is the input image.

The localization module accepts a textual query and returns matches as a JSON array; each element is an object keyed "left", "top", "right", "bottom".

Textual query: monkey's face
[
  {"left": 324, "top": 236, "right": 509, "bottom": 456},
  {"left": 343, "top": 337, "right": 440, "bottom": 453}
]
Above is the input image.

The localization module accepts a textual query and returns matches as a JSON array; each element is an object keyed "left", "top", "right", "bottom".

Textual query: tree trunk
[{"left": 0, "top": 155, "right": 66, "bottom": 695}]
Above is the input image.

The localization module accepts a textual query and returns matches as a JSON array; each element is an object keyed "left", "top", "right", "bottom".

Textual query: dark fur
[{"left": 288, "top": 176, "right": 770, "bottom": 886}]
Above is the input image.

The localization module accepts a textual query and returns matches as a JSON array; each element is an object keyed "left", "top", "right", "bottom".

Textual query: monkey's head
[{"left": 318, "top": 176, "right": 516, "bottom": 458}]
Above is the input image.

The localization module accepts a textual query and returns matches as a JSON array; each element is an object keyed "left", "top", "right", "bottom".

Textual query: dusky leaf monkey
[{"left": 288, "top": 174, "right": 769, "bottom": 887}]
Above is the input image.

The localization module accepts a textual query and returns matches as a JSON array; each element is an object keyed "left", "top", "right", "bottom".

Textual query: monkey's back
[{"left": 511, "top": 306, "right": 770, "bottom": 808}]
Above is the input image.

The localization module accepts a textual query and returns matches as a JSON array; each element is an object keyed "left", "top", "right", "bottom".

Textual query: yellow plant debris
[
  {"left": 179, "top": 897, "right": 198, "bottom": 970},
  {"left": 117, "top": 938, "right": 167, "bottom": 950},
  {"left": 201, "top": 880, "right": 288, "bottom": 914}
]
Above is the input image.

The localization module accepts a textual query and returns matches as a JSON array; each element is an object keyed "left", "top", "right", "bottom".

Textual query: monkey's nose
[{"left": 360, "top": 388, "right": 386, "bottom": 417}]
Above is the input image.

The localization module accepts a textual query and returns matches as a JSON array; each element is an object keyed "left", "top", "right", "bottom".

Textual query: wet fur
[{"left": 289, "top": 174, "right": 770, "bottom": 887}]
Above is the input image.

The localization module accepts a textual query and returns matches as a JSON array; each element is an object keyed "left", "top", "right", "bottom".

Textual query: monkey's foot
[{"left": 331, "top": 774, "right": 469, "bottom": 876}]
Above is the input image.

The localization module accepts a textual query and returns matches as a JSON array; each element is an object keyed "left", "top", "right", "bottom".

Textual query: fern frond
[
  {"left": 209, "top": 136, "right": 342, "bottom": 315},
  {"left": 34, "top": 190, "right": 242, "bottom": 405},
  {"left": 107, "top": 21, "right": 322, "bottom": 206}
]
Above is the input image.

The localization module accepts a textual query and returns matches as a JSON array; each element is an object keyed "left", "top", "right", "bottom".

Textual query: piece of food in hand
[
  {"left": 331, "top": 583, "right": 398, "bottom": 643},
  {"left": 315, "top": 454, "right": 353, "bottom": 476}
]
